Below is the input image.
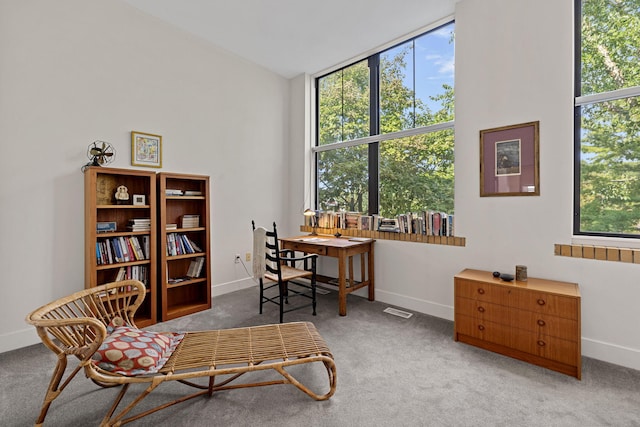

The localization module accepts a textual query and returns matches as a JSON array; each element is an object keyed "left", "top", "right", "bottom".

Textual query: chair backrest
[
  {"left": 26, "top": 280, "right": 146, "bottom": 357},
  {"left": 252, "top": 221, "right": 283, "bottom": 280}
]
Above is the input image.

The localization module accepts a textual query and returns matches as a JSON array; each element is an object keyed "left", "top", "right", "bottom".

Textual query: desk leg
[
  {"left": 368, "top": 244, "right": 375, "bottom": 301},
  {"left": 338, "top": 251, "right": 347, "bottom": 316}
]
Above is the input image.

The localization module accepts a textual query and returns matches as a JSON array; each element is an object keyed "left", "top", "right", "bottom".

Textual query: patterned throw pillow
[{"left": 92, "top": 325, "right": 183, "bottom": 376}]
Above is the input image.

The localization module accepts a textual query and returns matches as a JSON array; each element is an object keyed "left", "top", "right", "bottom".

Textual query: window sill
[
  {"left": 554, "top": 243, "right": 640, "bottom": 264},
  {"left": 300, "top": 226, "right": 465, "bottom": 247}
]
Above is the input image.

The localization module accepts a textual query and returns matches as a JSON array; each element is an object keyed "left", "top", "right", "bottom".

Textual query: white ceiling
[{"left": 122, "top": 0, "right": 457, "bottom": 79}]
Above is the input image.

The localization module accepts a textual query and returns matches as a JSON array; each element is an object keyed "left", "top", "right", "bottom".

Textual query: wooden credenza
[{"left": 454, "top": 269, "right": 581, "bottom": 379}]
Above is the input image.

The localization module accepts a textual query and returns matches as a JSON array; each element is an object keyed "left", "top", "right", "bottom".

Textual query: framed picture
[
  {"left": 479, "top": 121, "right": 539, "bottom": 197},
  {"left": 131, "top": 131, "right": 162, "bottom": 168},
  {"left": 132, "top": 194, "right": 146, "bottom": 206}
]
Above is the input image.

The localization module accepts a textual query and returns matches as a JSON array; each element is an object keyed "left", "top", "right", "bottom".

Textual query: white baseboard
[
  {"left": 0, "top": 327, "right": 40, "bottom": 354},
  {"left": 374, "top": 289, "right": 640, "bottom": 372},
  {"left": 582, "top": 338, "right": 640, "bottom": 371},
  {"left": 374, "top": 288, "right": 454, "bottom": 321},
  {"left": 6, "top": 284, "right": 639, "bottom": 372},
  {"left": 212, "top": 277, "right": 256, "bottom": 297}
]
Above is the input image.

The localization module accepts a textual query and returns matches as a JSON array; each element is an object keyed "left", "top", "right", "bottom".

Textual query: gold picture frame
[
  {"left": 479, "top": 121, "right": 539, "bottom": 197},
  {"left": 131, "top": 131, "right": 162, "bottom": 168}
]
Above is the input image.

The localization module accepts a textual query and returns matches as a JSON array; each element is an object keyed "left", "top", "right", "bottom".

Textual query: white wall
[
  {"left": 3, "top": 0, "right": 639, "bottom": 373},
  {"left": 0, "top": 0, "right": 285, "bottom": 352},
  {"left": 288, "top": 0, "right": 640, "bottom": 371}
]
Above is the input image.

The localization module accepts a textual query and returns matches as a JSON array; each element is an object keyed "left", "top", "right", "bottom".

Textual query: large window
[
  {"left": 575, "top": 0, "right": 640, "bottom": 237},
  {"left": 315, "top": 21, "right": 455, "bottom": 219}
]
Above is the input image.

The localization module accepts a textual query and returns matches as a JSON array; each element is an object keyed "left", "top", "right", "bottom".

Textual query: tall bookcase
[
  {"left": 84, "top": 167, "right": 157, "bottom": 327},
  {"left": 157, "top": 172, "right": 211, "bottom": 321}
]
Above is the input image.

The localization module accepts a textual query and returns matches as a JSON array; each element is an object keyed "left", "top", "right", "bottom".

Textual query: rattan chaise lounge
[{"left": 26, "top": 280, "right": 337, "bottom": 426}]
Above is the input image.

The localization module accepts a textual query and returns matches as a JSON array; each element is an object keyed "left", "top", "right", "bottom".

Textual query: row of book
[
  {"left": 397, "top": 211, "right": 454, "bottom": 236},
  {"left": 113, "top": 265, "right": 149, "bottom": 286},
  {"left": 166, "top": 233, "right": 202, "bottom": 256},
  {"left": 96, "top": 236, "right": 150, "bottom": 265},
  {"left": 308, "top": 210, "right": 455, "bottom": 236}
]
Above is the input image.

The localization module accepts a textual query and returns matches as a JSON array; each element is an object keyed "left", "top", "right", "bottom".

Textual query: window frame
[
  {"left": 312, "top": 19, "right": 455, "bottom": 216},
  {"left": 573, "top": 0, "right": 640, "bottom": 239}
]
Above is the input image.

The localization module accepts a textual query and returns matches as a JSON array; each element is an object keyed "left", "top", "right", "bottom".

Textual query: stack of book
[
  {"left": 166, "top": 223, "right": 178, "bottom": 230},
  {"left": 165, "top": 189, "right": 183, "bottom": 196},
  {"left": 181, "top": 214, "right": 200, "bottom": 228},
  {"left": 184, "top": 190, "right": 203, "bottom": 196},
  {"left": 127, "top": 218, "right": 151, "bottom": 232}
]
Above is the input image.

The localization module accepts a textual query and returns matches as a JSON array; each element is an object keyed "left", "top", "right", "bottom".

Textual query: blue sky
[{"left": 382, "top": 21, "right": 455, "bottom": 114}]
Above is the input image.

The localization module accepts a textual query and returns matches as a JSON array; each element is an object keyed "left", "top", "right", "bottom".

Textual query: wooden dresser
[{"left": 454, "top": 269, "right": 581, "bottom": 379}]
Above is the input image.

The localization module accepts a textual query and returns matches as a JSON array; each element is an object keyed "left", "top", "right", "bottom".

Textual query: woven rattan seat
[{"left": 26, "top": 280, "right": 336, "bottom": 426}]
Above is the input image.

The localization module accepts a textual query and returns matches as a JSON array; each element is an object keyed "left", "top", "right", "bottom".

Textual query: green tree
[
  {"left": 579, "top": 0, "right": 640, "bottom": 234},
  {"left": 317, "top": 36, "right": 455, "bottom": 218}
]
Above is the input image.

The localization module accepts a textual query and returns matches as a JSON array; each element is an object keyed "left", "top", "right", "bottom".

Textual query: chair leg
[
  {"left": 35, "top": 352, "right": 85, "bottom": 426},
  {"left": 311, "top": 277, "right": 317, "bottom": 316},
  {"left": 259, "top": 278, "right": 264, "bottom": 314},
  {"left": 279, "top": 287, "right": 284, "bottom": 323}
]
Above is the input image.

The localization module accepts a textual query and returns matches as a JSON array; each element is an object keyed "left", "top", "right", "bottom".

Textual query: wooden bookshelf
[
  {"left": 157, "top": 172, "right": 211, "bottom": 321},
  {"left": 84, "top": 167, "right": 157, "bottom": 327}
]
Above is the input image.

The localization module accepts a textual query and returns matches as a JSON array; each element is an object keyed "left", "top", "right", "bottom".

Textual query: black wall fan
[{"left": 82, "top": 141, "right": 115, "bottom": 171}]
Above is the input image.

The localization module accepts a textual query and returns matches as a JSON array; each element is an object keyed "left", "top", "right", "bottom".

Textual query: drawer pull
[
  {"left": 537, "top": 298, "right": 546, "bottom": 306},
  {"left": 477, "top": 288, "right": 485, "bottom": 295},
  {"left": 537, "top": 319, "right": 546, "bottom": 327},
  {"left": 537, "top": 340, "right": 546, "bottom": 347},
  {"left": 478, "top": 325, "right": 485, "bottom": 331},
  {"left": 477, "top": 306, "right": 485, "bottom": 313}
]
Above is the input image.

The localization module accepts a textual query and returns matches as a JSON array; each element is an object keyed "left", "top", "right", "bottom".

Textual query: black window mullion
[
  {"left": 368, "top": 55, "right": 380, "bottom": 215},
  {"left": 573, "top": 0, "right": 582, "bottom": 235}
]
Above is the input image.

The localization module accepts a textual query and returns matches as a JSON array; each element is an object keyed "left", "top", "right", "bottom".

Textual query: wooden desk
[{"left": 280, "top": 235, "right": 375, "bottom": 316}]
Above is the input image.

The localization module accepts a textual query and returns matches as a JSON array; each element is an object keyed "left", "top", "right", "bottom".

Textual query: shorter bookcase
[{"left": 157, "top": 172, "right": 211, "bottom": 321}]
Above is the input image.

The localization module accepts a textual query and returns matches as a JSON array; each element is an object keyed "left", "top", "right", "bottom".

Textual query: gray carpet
[{"left": 2, "top": 285, "right": 640, "bottom": 427}]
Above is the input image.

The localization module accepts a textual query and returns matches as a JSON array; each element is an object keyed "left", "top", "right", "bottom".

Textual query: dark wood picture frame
[{"left": 480, "top": 121, "right": 540, "bottom": 197}]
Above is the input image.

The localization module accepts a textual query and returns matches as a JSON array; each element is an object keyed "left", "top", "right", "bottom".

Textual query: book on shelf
[
  {"left": 165, "top": 189, "right": 183, "bottom": 196},
  {"left": 183, "top": 190, "right": 202, "bottom": 196},
  {"left": 166, "top": 233, "right": 201, "bottom": 256},
  {"left": 166, "top": 223, "right": 178, "bottom": 230},
  {"left": 127, "top": 218, "right": 151, "bottom": 232},
  {"left": 181, "top": 214, "right": 200, "bottom": 228},
  {"left": 96, "top": 236, "right": 149, "bottom": 264},
  {"left": 305, "top": 210, "right": 454, "bottom": 237},
  {"left": 187, "top": 256, "right": 205, "bottom": 278},
  {"left": 96, "top": 221, "right": 117, "bottom": 233},
  {"left": 112, "top": 265, "right": 148, "bottom": 286}
]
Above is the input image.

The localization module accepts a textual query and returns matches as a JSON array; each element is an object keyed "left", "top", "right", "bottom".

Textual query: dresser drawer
[
  {"left": 510, "top": 288, "right": 579, "bottom": 319},
  {"left": 455, "top": 279, "right": 510, "bottom": 305},
  {"left": 510, "top": 310, "right": 579, "bottom": 341},
  {"left": 511, "top": 331, "right": 580, "bottom": 366},
  {"left": 455, "top": 296, "right": 511, "bottom": 325},
  {"left": 455, "top": 314, "right": 511, "bottom": 347}
]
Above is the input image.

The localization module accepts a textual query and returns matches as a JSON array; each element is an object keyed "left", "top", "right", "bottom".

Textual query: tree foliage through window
[{"left": 577, "top": 0, "right": 640, "bottom": 236}]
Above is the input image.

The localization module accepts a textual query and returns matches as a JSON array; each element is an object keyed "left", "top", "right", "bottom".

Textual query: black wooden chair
[{"left": 252, "top": 221, "right": 318, "bottom": 323}]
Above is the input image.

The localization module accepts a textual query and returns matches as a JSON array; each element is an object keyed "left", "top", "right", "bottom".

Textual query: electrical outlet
[
  {"left": 234, "top": 254, "right": 240, "bottom": 264},
  {"left": 245, "top": 252, "right": 251, "bottom": 262}
]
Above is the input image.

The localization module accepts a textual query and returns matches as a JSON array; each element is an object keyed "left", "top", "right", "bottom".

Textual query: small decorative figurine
[{"left": 114, "top": 185, "right": 130, "bottom": 204}]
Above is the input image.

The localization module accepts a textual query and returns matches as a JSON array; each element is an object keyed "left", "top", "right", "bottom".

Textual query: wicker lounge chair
[{"left": 26, "top": 280, "right": 336, "bottom": 426}]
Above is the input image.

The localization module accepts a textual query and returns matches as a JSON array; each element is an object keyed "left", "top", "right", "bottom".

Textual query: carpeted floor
[{"left": 2, "top": 285, "right": 640, "bottom": 426}]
